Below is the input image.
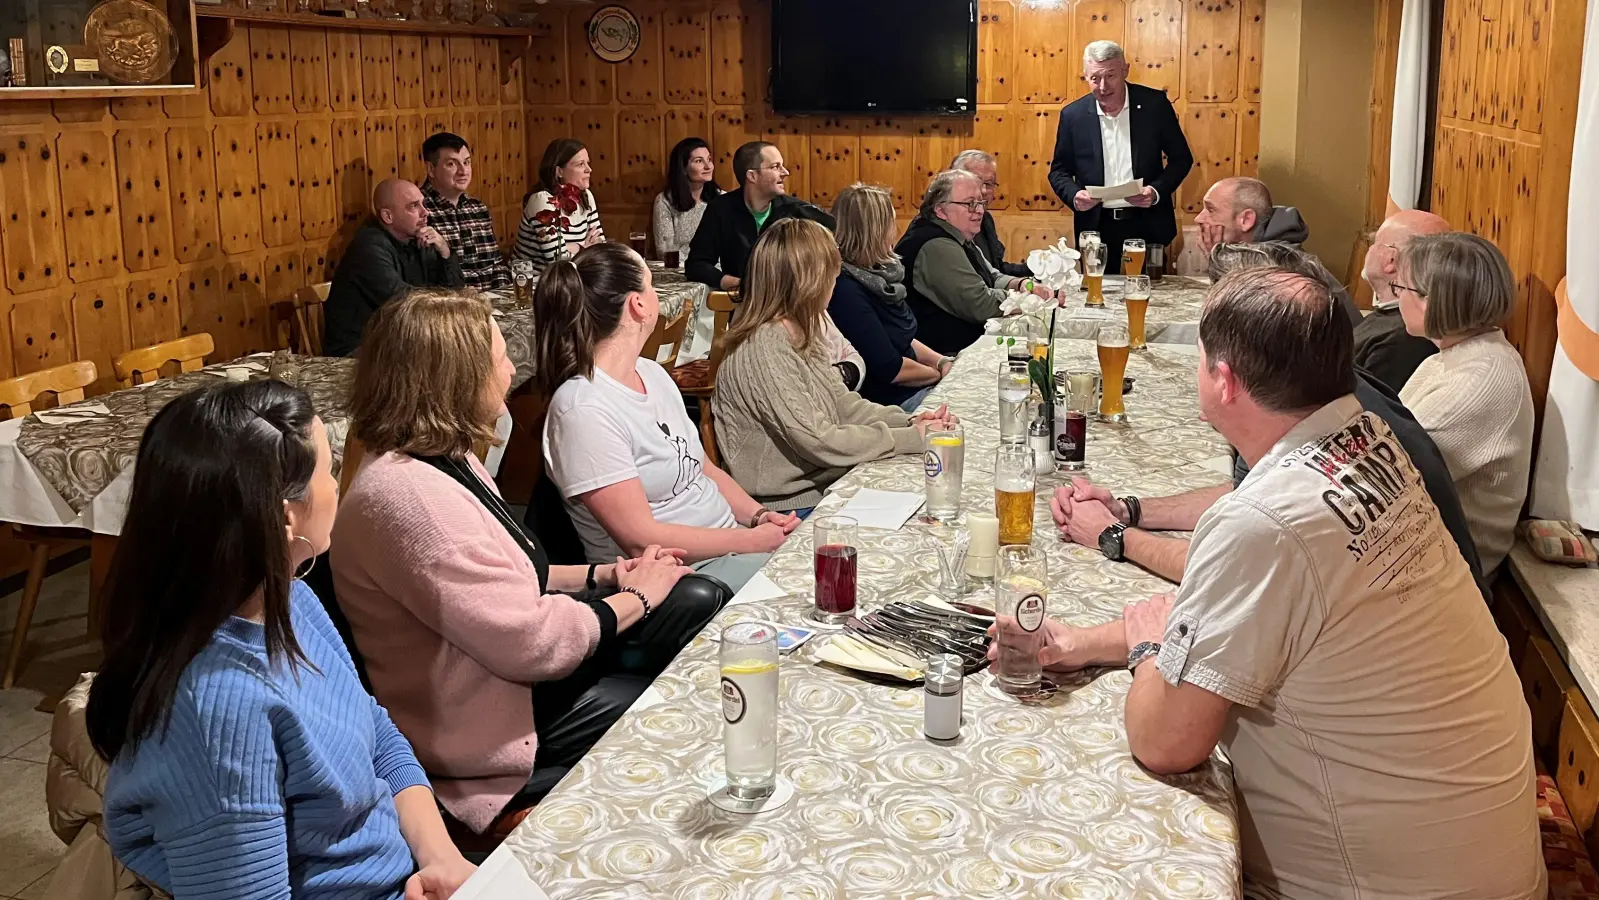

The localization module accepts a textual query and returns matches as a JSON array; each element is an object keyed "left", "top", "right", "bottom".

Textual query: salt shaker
[
  {"left": 924, "top": 653, "right": 964, "bottom": 742},
  {"left": 1028, "top": 415, "right": 1053, "bottom": 475}
]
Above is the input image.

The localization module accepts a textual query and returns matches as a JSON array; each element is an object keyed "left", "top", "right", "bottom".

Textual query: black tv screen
[{"left": 771, "top": 0, "right": 977, "bottom": 115}]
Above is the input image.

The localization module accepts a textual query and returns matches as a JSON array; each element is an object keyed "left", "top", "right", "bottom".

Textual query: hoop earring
[{"left": 292, "top": 535, "right": 317, "bottom": 581}]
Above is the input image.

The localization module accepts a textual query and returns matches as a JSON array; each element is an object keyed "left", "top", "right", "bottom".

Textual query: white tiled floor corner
[{"left": 0, "top": 561, "right": 98, "bottom": 899}]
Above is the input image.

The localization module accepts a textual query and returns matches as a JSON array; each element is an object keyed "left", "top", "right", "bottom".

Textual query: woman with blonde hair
[
  {"left": 714, "top": 219, "right": 954, "bottom": 513},
  {"left": 829, "top": 183, "right": 953, "bottom": 410},
  {"left": 332, "top": 286, "right": 726, "bottom": 835}
]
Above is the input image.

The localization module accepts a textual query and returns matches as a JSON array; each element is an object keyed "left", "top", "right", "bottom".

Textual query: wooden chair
[
  {"left": 274, "top": 283, "right": 330, "bottom": 356},
  {"left": 670, "top": 290, "right": 738, "bottom": 467},
  {"left": 0, "top": 361, "right": 98, "bottom": 689},
  {"left": 640, "top": 304, "right": 691, "bottom": 367},
  {"left": 113, "top": 333, "right": 215, "bottom": 388}
]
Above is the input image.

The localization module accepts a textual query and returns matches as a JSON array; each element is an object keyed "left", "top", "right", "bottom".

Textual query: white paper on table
[
  {"left": 627, "top": 684, "right": 669, "bottom": 714},
  {"left": 1087, "top": 178, "right": 1143, "bottom": 201},
  {"left": 836, "top": 487, "right": 925, "bottom": 531},
  {"left": 726, "top": 571, "right": 787, "bottom": 607},
  {"left": 1200, "top": 455, "right": 1236, "bottom": 477},
  {"left": 31, "top": 403, "right": 112, "bottom": 425},
  {"left": 451, "top": 847, "right": 552, "bottom": 900},
  {"left": 1072, "top": 306, "right": 1113, "bottom": 320}
]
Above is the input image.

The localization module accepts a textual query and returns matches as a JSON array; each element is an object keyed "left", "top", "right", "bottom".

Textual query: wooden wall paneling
[
  {"left": 502, "top": 109, "right": 526, "bottom": 202},
  {"left": 223, "top": 258, "right": 268, "bottom": 356},
  {"left": 762, "top": 118, "right": 810, "bottom": 201},
  {"left": 1436, "top": 0, "right": 1460, "bottom": 121},
  {"left": 1076, "top": 1, "right": 1127, "bottom": 75},
  {"left": 55, "top": 131, "right": 123, "bottom": 283},
  {"left": 162, "top": 92, "right": 208, "bottom": 120},
  {"left": 394, "top": 114, "right": 427, "bottom": 188},
  {"left": 710, "top": 108, "right": 758, "bottom": 186},
  {"left": 1239, "top": 0, "right": 1265, "bottom": 102},
  {"left": 615, "top": 9, "right": 662, "bottom": 104},
  {"left": 178, "top": 264, "right": 228, "bottom": 353},
  {"left": 664, "top": 107, "right": 709, "bottom": 154},
  {"left": 1517, "top": 0, "right": 1551, "bottom": 134},
  {"left": 1455, "top": 0, "right": 1482, "bottom": 123},
  {"left": 663, "top": 5, "right": 710, "bottom": 104},
  {"left": 617, "top": 107, "right": 665, "bottom": 207},
  {"left": 525, "top": 13, "right": 568, "bottom": 103},
  {"left": 1014, "top": 108, "right": 1063, "bottom": 211},
  {"left": 475, "top": 38, "right": 501, "bottom": 106},
  {"left": 913, "top": 118, "right": 969, "bottom": 194},
  {"left": 8, "top": 292, "right": 73, "bottom": 375},
  {"left": 1128, "top": 0, "right": 1184, "bottom": 98},
  {"left": 1461, "top": 130, "right": 1487, "bottom": 237},
  {"left": 108, "top": 97, "right": 163, "bottom": 121},
  {"left": 264, "top": 248, "right": 305, "bottom": 309},
  {"left": 393, "top": 35, "right": 423, "bottom": 110},
  {"left": 526, "top": 109, "right": 572, "bottom": 172},
  {"left": 327, "top": 31, "right": 364, "bottom": 113},
  {"left": 572, "top": 109, "right": 619, "bottom": 204},
  {"left": 213, "top": 124, "right": 263, "bottom": 256},
  {"left": 1507, "top": 138, "right": 1542, "bottom": 300},
  {"left": 208, "top": 30, "right": 254, "bottom": 118},
  {"left": 293, "top": 118, "right": 337, "bottom": 239},
  {"left": 973, "top": 108, "right": 1017, "bottom": 210},
  {"left": 424, "top": 109, "right": 451, "bottom": 141},
  {"left": 1493, "top": 0, "right": 1523, "bottom": 129},
  {"left": 422, "top": 36, "right": 451, "bottom": 108},
  {"left": 50, "top": 102, "right": 108, "bottom": 127},
  {"left": 710, "top": 2, "right": 751, "bottom": 105},
  {"left": 1179, "top": 105, "right": 1237, "bottom": 213},
  {"left": 477, "top": 113, "right": 502, "bottom": 208},
  {"left": 113, "top": 129, "right": 175, "bottom": 273},
  {"left": 256, "top": 124, "right": 302, "bottom": 250},
  {"left": 1006, "top": 217, "right": 1075, "bottom": 258},
  {"left": 1185, "top": 0, "right": 1241, "bottom": 103},
  {"left": 365, "top": 115, "right": 400, "bottom": 186},
  {"left": 125, "top": 274, "right": 179, "bottom": 349},
  {"left": 1237, "top": 103, "right": 1260, "bottom": 177},
  {"left": 70, "top": 284, "right": 129, "bottom": 392},
  {"left": 302, "top": 246, "right": 336, "bottom": 285},
  {"left": 451, "top": 37, "right": 478, "bottom": 107},
  {"left": 806, "top": 120, "right": 860, "bottom": 210},
  {"left": 857, "top": 117, "right": 918, "bottom": 209},
  {"left": 333, "top": 117, "right": 372, "bottom": 236},
  {"left": 501, "top": 55, "right": 523, "bottom": 106},
  {"left": 0, "top": 133, "right": 66, "bottom": 295},
  {"left": 977, "top": 1, "right": 1015, "bottom": 105},
  {"left": 449, "top": 112, "right": 477, "bottom": 161},
  {"left": 1475, "top": 0, "right": 1504, "bottom": 125},
  {"left": 1365, "top": 0, "right": 1403, "bottom": 233},
  {"left": 1015, "top": 2, "right": 1074, "bottom": 104},
  {"left": 567, "top": 15, "right": 612, "bottom": 105},
  {"left": 291, "top": 29, "right": 330, "bottom": 113},
  {"left": 361, "top": 33, "right": 396, "bottom": 111},
  {"left": 250, "top": 27, "right": 295, "bottom": 116}
]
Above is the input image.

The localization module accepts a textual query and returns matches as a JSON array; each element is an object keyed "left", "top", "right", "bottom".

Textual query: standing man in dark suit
[{"left": 1048, "top": 41, "right": 1193, "bottom": 274}]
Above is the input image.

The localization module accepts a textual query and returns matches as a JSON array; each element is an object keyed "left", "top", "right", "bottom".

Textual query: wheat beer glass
[
  {"left": 1121, "top": 238, "right": 1146, "bottom": 277},
  {"left": 1097, "top": 322, "right": 1130, "bottom": 422},
  {"left": 1081, "top": 232, "right": 1106, "bottom": 307},
  {"left": 1124, "top": 274, "right": 1151, "bottom": 351},
  {"left": 994, "top": 444, "right": 1037, "bottom": 546}
]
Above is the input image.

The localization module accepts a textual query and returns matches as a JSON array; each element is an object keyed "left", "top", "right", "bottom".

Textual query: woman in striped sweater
[{"left": 515, "top": 138, "right": 605, "bottom": 270}]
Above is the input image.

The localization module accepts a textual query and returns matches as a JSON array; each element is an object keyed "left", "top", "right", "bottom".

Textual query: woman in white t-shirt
[{"left": 536, "top": 242, "right": 799, "bottom": 590}]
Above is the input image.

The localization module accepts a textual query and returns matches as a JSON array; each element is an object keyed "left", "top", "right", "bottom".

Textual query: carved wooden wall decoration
[{"left": 526, "top": 0, "right": 1263, "bottom": 255}]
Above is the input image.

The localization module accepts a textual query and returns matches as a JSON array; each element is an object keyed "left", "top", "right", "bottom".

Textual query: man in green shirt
[{"left": 686, "top": 141, "right": 834, "bottom": 292}]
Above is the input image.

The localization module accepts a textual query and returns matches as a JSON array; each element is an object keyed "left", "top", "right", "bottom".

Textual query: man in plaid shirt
[{"left": 420, "top": 132, "right": 512, "bottom": 289}]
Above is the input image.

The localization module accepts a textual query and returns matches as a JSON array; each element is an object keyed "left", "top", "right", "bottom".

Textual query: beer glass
[
  {"left": 1121, "top": 238, "right": 1146, "bottom": 278},
  {"left": 721, "top": 622, "right": 778, "bottom": 800},
  {"left": 923, "top": 421, "right": 965, "bottom": 523},
  {"left": 997, "top": 360, "right": 1031, "bottom": 444},
  {"left": 994, "top": 444, "right": 1036, "bottom": 546},
  {"left": 813, "top": 516, "right": 859, "bottom": 624},
  {"left": 1097, "top": 323, "right": 1130, "bottom": 422},
  {"left": 1080, "top": 232, "right": 1106, "bottom": 308},
  {"left": 1029, "top": 316, "right": 1050, "bottom": 363},
  {"left": 1124, "top": 275, "right": 1151, "bottom": 351},
  {"left": 995, "top": 546, "right": 1048, "bottom": 695}
]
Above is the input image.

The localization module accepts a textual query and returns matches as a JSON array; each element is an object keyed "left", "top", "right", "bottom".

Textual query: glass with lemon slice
[
  {"left": 922, "top": 421, "right": 965, "bottom": 524},
  {"left": 720, "top": 622, "right": 778, "bottom": 801}
]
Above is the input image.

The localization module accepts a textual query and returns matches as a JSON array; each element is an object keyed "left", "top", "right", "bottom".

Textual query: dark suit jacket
[
  {"left": 685, "top": 188, "right": 836, "bottom": 289},
  {"left": 1047, "top": 83, "right": 1194, "bottom": 245}
]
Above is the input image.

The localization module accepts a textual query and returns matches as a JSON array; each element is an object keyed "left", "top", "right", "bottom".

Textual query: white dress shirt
[{"left": 1096, "top": 95, "right": 1162, "bottom": 210}]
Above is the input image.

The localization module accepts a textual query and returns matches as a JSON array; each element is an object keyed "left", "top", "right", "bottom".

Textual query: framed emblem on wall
[{"left": 586, "top": 5, "right": 639, "bottom": 63}]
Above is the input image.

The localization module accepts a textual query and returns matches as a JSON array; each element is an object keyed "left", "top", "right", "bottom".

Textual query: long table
[{"left": 481, "top": 335, "right": 1242, "bottom": 898}]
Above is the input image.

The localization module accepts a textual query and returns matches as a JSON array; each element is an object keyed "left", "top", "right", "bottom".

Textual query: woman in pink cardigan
[{"left": 331, "top": 288, "right": 727, "bottom": 835}]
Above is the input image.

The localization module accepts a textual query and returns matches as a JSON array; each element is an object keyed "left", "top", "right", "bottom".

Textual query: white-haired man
[
  {"left": 949, "top": 149, "right": 1031, "bottom": 278},
  {"left": 1048, "top": 40, "right": 1193, "bottom": 273}
]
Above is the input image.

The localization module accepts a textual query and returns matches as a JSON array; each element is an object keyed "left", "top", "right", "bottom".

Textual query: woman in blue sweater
[
  {"left": 85, "top": 380, "right": 475, "bottom": 899},
  {"left": 827, "top": 184, "right": 954, "bottom": 410}
]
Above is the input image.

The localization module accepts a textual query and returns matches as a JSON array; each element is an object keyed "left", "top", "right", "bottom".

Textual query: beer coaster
[
  {"left": 708, "top": 775, "right": 794, "bottom": 815},
  {"left": 983, "top": 672, "right": 1059, "bottom": 704}
]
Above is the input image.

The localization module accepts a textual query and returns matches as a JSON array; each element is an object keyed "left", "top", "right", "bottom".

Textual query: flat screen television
[{"left": 770, "top": 0, "right": 978, "bottom": 115}]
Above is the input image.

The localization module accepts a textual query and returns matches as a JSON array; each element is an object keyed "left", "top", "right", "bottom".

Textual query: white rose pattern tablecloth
[{"left": 497, "top": 335, "right": 1243, "bottom": 898}]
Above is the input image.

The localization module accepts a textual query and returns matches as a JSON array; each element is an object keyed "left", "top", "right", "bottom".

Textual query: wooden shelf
[{"left": 0, "top": 84, "right": 201, "bottom": 101}]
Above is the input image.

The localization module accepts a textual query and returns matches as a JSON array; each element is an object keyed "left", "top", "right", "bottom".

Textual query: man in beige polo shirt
[{"left": 1017, "top": 268, "right": 1544, "bottom": 898}]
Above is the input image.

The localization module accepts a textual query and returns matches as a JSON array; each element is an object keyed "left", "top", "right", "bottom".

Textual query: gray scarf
[{"left": 840, "top": 260, "right": 907, "bottom": 305}]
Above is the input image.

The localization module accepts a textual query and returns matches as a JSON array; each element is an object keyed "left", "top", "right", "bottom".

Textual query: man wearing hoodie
[{"left": 1195, "top": 177, "right": 1309, "bottom": 254}]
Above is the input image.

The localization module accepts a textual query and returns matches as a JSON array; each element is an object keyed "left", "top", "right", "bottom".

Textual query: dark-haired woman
[
  {"left": 514, "top": 138, "right": 604, "bottom": 271},
  {"left": 86, "top": 380, "right": 475, "bottom": 899},
  {"left": 537, "top": 243, "right": 799, "bottom": 592},
  {"left": 652, "top": 138, "right": 720, "bottom": 259}
]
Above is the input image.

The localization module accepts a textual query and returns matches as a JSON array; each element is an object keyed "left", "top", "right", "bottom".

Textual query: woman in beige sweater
[
  {"left": 713, "top": 218, "right": 954, "bottom": 512},
  {"left": 1393, "top": 233, "right": 1534, "bottom": 574}
]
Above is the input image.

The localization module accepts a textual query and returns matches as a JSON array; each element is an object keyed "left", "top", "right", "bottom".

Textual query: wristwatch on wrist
[
  {"left": 1098, "top": 522, "right": 1128, "bottom": 561},
  {"left": 1120, "top": 495, "right": 1142, "bottom": 528},
  {"left": 1128, "top": 641, "right": 1161, "bottom": 671},
  {"left": 585, "top": 563, "right": 599, "bottom": 592}
]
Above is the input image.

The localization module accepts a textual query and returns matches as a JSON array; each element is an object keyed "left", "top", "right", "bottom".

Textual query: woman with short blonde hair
[
  {"left": 828, "top": 183, "right": 952, "bottom": 410},
  {"left": 1394, "top": 233, "right": 1534, "bottom": 573},
  {"left": 714, "top": 218, "right": 953, "bottom": 513}
]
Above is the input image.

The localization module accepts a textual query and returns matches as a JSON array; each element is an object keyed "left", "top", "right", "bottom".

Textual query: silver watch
[{"left": 1127, "top": 641, "right": 1161, "bottom": 671}]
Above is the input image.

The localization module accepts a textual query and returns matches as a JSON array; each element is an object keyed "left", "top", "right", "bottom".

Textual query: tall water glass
[
  {"left": 1080, "top": 232, "right": 1106, "bottom": 307},
  {"left": 721, "top": 622, "right": 778, "bottom": 800},
  {"left": 1121, "top": 238, "right": 1147, "bottom": 277},
  {"left": 1124, "top": 275, "right": 1151, "bottom": 351},
  {"left": 1097, "top": 323, "right": 1130, "bottom": 422},
  {"left": 994, "top": 444, "right": 1036, "bottom": 546},
  {"left": 997, "top": 360, "right": 1031, "bottom": 444},
  {"left": 813, "top": 516, "right": 859, "bottom": 624},
  {"left": 923, "top": 421, "right": 965, "bottom": 523},
  {"left": 995, "top": 546, "right": 1049, "bottom": 695}
]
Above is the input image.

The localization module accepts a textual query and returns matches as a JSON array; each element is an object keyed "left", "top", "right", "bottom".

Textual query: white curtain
[
  {"left": 1530, "top": 0, "right": 1599, "bottom": 529},
  {"left": 1387, "top": 0, "right": 1431, "bottom": 211}
]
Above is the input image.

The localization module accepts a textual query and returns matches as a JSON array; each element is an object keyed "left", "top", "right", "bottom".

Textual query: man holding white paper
[{"left": 1047, "top": 40, "right": 1193, "bottom": 274}]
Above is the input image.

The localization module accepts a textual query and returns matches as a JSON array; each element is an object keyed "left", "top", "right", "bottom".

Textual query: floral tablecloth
[
  {"left": 496, "top": 336, "right": 1242, "bottom": 898},
  {"left": 988, "top": 275, "right": 1209, "bottom": 345}
]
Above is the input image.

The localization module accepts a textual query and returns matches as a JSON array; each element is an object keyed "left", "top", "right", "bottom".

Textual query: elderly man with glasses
[
  {"left": 895, "top": 169, "right": 1057, "bottom": 356},
  {"left": 1353, "top": 209, "right": 1453, "bottom": 392}
]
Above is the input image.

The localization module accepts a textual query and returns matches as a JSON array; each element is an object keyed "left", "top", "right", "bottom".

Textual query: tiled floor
[{"left": 0, "top": 561, "right": 99, "bottom": 899}]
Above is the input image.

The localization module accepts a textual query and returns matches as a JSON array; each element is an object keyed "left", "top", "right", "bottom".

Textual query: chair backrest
[
  {"left": 641, "top": 305, "right": 691, "bottom": 366},
  {"left": 0, "top": 360, "right": 98, "bottom": 420},
  {"left": 113, "top": 333, "right": 215, "bottom": 388},
  {"left": 292, "top": 283, "right": 331, "bottom": 356},
  {"left": 703, "top": 290, "right": 739, "bottom": 383}
]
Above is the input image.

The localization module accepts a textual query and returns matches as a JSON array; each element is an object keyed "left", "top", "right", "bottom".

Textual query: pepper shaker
[{"left": 924, "top": 653, "right": 964, "bottom": 742}]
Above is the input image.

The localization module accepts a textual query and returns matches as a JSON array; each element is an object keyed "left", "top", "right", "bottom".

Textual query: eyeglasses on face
[
  {"left": 943, "top": 199, "right": 986, "bottom": 213},
  {"left": 1388, "top": 280, "right": 1427, "bottom": 300}
]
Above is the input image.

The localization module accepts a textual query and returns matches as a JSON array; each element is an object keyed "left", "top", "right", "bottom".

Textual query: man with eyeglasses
[
  {"left": 950, "top": 149, "right": 1031, "bottom": 278},
  {"left": 1354, "top": 209, "right": 1453, "bottom": 392},
  {"left": 686, "top": 141, "right": 834, "bottom": 292}
]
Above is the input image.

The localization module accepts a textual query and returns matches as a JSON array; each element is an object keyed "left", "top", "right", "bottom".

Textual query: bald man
[
  {"left": 1194, "top": 176, "right": 1309, "bottom": 254},
  {"left": 1354, "top": 209, "right": 1453, "bottom": 392},
  {"left": 325, "top": 178, "right": 466, "bottom": 357}
]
